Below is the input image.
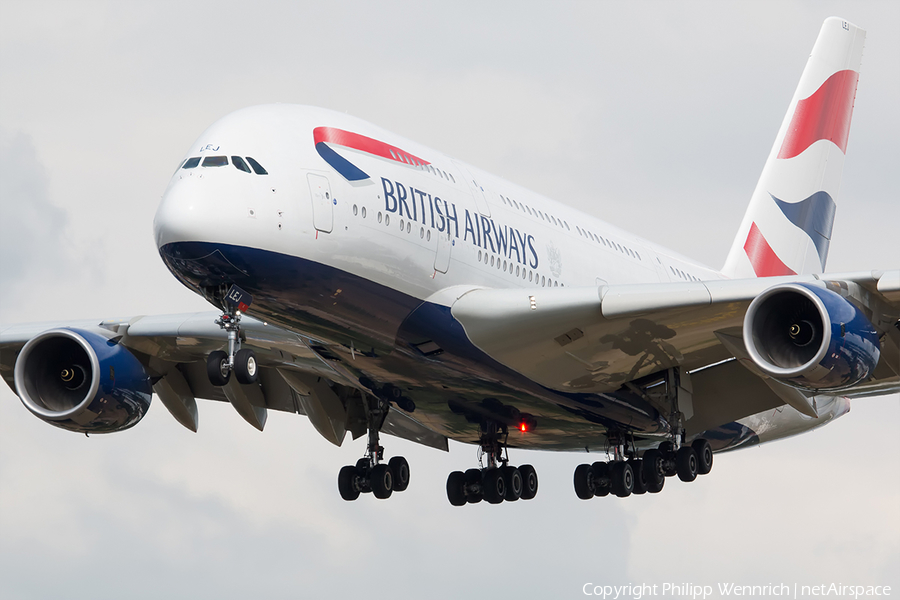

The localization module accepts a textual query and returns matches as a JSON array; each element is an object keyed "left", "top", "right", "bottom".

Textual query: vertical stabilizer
[{"left": 722, "top": 18, "right": 865, "bottom": 279}]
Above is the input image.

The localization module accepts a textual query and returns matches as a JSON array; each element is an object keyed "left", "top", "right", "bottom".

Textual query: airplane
[{"left": 1, "top": 17, "right": 897, "bottom": 506}]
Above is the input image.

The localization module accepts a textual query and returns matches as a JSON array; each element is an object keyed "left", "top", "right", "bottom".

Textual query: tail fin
[{"left": 722, "top": 17, "right": 865, "bottom": 279}]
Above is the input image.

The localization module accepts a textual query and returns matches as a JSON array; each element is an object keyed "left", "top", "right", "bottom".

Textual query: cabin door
[{"left": 307, "top": 173, "right": 334, "bottom": 233}]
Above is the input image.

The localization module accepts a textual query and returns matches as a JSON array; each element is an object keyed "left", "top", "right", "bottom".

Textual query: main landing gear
[
  {"left": 446, "top": 422, "right": 538, "bottom": 506},
  {"left": 338, "top": 395, "right": 410, "bottom": 501},
  {"left": 206, "top": 285, "right": 258, "bottom": 386},
  {"left": 574, "top": 434, "right": 713, "bottom": 500}
]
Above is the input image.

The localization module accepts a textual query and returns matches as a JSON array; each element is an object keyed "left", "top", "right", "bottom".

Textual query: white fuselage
[{"left": 155, "top": 104, "right": 721, "bottom": 304}]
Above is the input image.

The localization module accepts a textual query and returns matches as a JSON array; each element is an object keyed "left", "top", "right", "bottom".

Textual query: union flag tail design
[{"left": 722, "top": 18, "right": 865, "bottom": 279}]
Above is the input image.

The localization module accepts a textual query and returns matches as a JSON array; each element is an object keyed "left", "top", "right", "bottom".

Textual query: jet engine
[
  {"left": 13, "top": 328, "right": 152, "bottom": 433},
  {"left": 743, "top": 283, "right": 880, "bottom": 391}
]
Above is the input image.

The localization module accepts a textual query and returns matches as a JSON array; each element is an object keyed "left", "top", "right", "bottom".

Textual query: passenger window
[
  {"left": 246, "top": 157, "right": 268, "bottom": 175},
  {"left": 182, "top": 157, "right": 201, "bottom": 169},
  {"left": 202, "top": 156, "right": 228, "bottom": 167},
  {"left": 232, "top": 156, "right": 252, "bottom": 173}
]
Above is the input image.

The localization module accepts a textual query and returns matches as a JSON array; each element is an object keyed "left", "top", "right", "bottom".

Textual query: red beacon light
[{"left": 518, "top": 414, "right": 537, "bottom": 433}]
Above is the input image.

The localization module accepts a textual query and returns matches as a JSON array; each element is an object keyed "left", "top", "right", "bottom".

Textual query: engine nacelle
[
  {"left": 13, "top": 328, "right": 152, "bottom": 433},
  {"left": 743, "top": 283, "right": 880, "bottom": 391}
]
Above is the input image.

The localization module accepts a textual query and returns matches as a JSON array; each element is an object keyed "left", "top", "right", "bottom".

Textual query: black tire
[
  {"left": 675, "top": 446, "right": 699, "bottom": 482},
  {"left": 388, "top": 456, "right": 410, "bottom": 492},
  {"left": 234, "top": 348, "right": 258, "bottom": 384},
  {"left": 446, "top": 471, "right": 466, "bottom": 506},
  {"left": 206, "top": 350, "right": 230, "bottom": 386},
  {"left": 591, "top": 461, "right": 610, "bottom": 497},
  {"left": 659, "top": 441, "right": 677, "bottom": 476},
  {"left": 338, "top": 465, "right": 360, "bottom": 501},
  {"left": 356, "top": 457, "right": 371, "bottom": 474},
  {"left": 629, "top": 459, "right": 647, "bottom": 495},
  {"left": 610, "top": 461, "right": 634, "bottom": 498},
  {"left": 692, "top": 438, "right": 713, "bottom": 475},
  {"left": 502, "top": 466, "right": 522, "bottom": 502},
  {"left": 464, "top": 468, "right": 483, "bottom": 504},
  {"left": 371, "top": 463, "right": 393, "bottom": 499},
  {"left": 483, "top": 469, "right": 506, "bottom": 504},
  {"left": 574, "top": 464, "right": 593, "bottom": 499},
  {"left": 642, "top": 449, "right": 665, "bottom": 494},
  {"left": 519, "top": 464, "right": 538, "bottom": 500}
]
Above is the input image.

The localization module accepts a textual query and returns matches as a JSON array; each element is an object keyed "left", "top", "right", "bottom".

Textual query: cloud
[{"left": 0, "top": 130, "right": 69, "bottom": 291}]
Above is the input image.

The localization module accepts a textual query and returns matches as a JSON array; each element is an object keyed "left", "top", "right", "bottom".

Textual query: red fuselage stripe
[{"left": 313, "top": 127, "right": 430, "bottom": 166}]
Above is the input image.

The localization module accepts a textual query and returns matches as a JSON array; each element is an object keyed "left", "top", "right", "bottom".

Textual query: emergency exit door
[{"left": 307, "top": 173, "right": 333, "bottom": 233}]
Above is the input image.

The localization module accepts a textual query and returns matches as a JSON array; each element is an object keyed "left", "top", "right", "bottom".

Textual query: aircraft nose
[{"left": 154, "top": 174, "right": 235, "bottom": 251}]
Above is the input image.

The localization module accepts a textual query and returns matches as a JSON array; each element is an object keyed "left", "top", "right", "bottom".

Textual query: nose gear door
[{"left": 307, "top": 173, "right": 334, "bottom": 233}]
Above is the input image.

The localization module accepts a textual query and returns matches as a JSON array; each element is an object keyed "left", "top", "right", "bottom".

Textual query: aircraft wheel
[
  {"left": 692, "top": 439, "right": 713, "bottom": 475},
  {"left": 371, "top": 463, "right": 393, "bottom": 499},
  {"left": 629, "top": 459, "right": 647, "bottom": 495},
  {"left": 338, "top": 465, "right": 360, "bottom": 501},
  {"left": 574, "top": 464, "right": 593, "bottom": 500},
  {"left": 642, "top": 449, "right": 665, "bottom": 494},
  {"left": 234, "top": 348, "right": 258, "bottom": 384},
  {"left": 519, "top": 464, "right": 538, "bottom": 500},
  {"left": 676, "top": 447, "right": 698, "bottom": 482},
  {"left": 591, "top": 461, "right": 610, "bottom": 497},
  {"left": 206, "top": 351, "right": 230, "bottom": 386},
  {"left": 483, "top": 469, "right": 506, "bottom": 504},
  {"left": 389, "top": 456, "right": 410, "bottom": 492},
  {"left": 659, "top": 441, "right": 677, "bottom": 476},
  {"left": 447, "top": 471, "right": 466, "bottom": 506},
  {"left": 502, "top": 466, "right": 522, "bottom": 502},
  {"left": 611, "top": 461, "right": 634, "bottom": 497},
  {"left": 465, "top": 468, "right": 483, "bottom": 504}
]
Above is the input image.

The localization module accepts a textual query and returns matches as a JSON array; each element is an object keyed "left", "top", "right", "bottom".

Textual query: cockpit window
[
  {"left": 232, "top": 156, "right": 252, "bottom": 173},
  {"left": 202, "top": 156, "right": 229, "bottom": 167},
  {"left": 182, "top": 157, "right": 201, "bottom": 169},
  {"left": 246, "top": 157, "right": 268, "bottom": 175}
]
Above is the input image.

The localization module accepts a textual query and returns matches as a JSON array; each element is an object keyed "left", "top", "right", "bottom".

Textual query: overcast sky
[{"left": 1, "top": 2, "right": 897, "bottom": 599}]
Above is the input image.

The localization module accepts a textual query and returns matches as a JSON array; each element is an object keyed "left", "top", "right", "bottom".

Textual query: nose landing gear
[
  {"left": 446, "top": 421, "right": 538, "bottom": 506},
  {"left": 205, "top": 285, "right": 258, "bottom": 386}
]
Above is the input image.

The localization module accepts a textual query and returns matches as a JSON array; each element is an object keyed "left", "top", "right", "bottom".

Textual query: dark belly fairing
[{"left": 161, "top": 241, "right": 682, "bottom": 450}]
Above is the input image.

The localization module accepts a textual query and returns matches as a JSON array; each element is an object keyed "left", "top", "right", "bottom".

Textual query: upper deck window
[
  {"left": 182, "top": 157, "right": 201, "bottom": 169},
  {"left": 246, "top": 157, "right": 268, "bottom": 175},
  {"left": 202, "top": 156, "right": 228, "bottom": 167},
  {"left": 232, "top": 156, "right": 252, "bottom": 173}
]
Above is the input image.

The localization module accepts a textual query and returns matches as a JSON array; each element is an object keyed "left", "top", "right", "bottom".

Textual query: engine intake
[
  {"left": 743, "top": 283, "right": 880, "bottom": 391},
  {"left": 13, "top": 328, "right": 152, "bottom": 433}
]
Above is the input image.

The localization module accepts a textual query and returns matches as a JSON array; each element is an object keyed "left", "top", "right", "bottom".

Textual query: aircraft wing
[
  {"left": 0, "top": 313, "right": 448, "bottom": 451},
  {"left": 443, "top": 270, "right": 900, "bottom": 434}
]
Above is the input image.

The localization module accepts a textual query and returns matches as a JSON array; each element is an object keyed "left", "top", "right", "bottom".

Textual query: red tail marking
[
  {"left": 778, "top": 70, "right": 859, "bottom": 159},
  {"left": 744, "top": 222, "right": 796, "bottom": 277}
]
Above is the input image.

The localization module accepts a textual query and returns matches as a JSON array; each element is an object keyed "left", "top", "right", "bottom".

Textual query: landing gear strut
[
  {"left": 206, "top": 285, "right": 258, "bottom": 386},
  {"left": 446, "top": 421, "right": 538, "bottom": 506},
  {"left": 338, "top": 395, "right": 410, "bottom": 501}
]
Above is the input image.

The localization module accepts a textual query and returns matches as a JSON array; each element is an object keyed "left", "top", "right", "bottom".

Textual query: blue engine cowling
[
  {"left": 743, "top": 283, "right": 881, "bottom": 391},
  {"left": 13, "top": 328, "right": 152, "bottom": 433}
]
